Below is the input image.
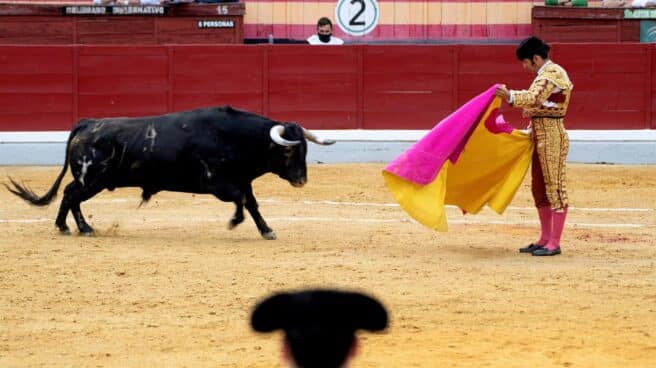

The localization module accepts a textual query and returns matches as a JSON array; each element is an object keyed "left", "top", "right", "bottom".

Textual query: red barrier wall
[
  {"left": 0, "top": 43, "right": 653, "bottom": 132},
  {"left": 651, "top": 47, "right": 656, "bottom": 128}
]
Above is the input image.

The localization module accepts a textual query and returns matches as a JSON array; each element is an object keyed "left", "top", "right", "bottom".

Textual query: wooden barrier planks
[{"left": 0, "top": 43, "right": 653, "bottom": 131}]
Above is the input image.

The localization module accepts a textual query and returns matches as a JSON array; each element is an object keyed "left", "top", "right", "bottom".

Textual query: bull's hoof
[
  {"left": 79, "top": 226, "right": 95, "bottom": 236},
  {"left": 261, "top": 231, "right": 277, "bottom": 240},
  {"left": 57, "top": 227, "right": 71, "bottom": 235},
  {"left": 228, "top": 218, "right": 243, "bottom": 230}
]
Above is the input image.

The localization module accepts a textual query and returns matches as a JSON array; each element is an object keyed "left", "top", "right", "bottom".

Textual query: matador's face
[{"left": 521, "top": 55, "right": 543, "bottom": 74}]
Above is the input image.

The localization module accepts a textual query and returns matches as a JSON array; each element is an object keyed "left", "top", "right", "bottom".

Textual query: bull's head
[{"left": 269, "top": 124, "right": 335, "bottom": 187}]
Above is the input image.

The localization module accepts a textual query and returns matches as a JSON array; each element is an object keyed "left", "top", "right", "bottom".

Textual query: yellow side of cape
[{"left": 383, "top": 98, "right": 533, "bottom": 232}]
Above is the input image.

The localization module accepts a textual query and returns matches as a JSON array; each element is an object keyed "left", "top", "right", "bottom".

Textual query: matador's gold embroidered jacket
[{"left": 510, "top": 60, "right": 573, "bottom": 118}]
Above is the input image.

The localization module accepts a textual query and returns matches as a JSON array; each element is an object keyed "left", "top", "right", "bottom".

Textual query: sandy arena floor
[{"left": 0, "top": 163, "right": 655, "bottom": 367}]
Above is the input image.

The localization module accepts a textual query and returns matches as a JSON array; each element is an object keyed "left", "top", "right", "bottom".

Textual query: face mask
[{"left": 318, "top": 33, "right": 332, "bottom": 43}]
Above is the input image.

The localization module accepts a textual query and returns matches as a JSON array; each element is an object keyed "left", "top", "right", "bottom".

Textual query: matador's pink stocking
[
  {"left": 546, "top": 207, "right": 568, "bottom": 250},
  {"left": 536, "top": 206, "right": 552, "bottom": 246}
]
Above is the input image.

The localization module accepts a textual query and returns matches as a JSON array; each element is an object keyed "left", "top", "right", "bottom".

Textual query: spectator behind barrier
[
  {"left": 307, "top": 17, "right": 344, "bottom": 45},
  {"left": 251, "top": 289, "right": 388, "bottom": 368}
]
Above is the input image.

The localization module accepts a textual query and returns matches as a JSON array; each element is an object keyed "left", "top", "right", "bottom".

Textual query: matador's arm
[{"left": 510, "top": 78, "right": 558, "bottom": 108}]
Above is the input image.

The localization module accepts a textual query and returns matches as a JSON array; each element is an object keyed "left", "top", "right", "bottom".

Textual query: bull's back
[{"left": 67, "top": 107, "right": 274, "bottom": 191}]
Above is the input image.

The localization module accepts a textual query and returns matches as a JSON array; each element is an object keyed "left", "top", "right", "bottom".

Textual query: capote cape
[{"left": 383, "top": 85, "right": 534, "bottom": 231}]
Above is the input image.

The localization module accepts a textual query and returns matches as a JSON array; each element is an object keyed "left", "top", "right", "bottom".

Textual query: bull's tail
[{"left": 5, "top": 123, "right": 84, "bottom": 206}]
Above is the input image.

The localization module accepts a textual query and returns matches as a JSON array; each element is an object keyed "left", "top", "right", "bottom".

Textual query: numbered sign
[{"left": 335, "top": 0, "right": 379, "bottom": 37}]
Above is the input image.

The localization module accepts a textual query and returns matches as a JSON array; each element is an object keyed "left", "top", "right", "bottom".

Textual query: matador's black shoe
[
  {"left": 519, "top": 243, "right": 544, "bottom": 253},
  {"left": 532, "top": 247, "right": 561, "bottom": 256}
]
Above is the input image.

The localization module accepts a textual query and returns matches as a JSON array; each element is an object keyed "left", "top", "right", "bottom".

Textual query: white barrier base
[{"left": 1, "top": 130, "right": 655, "bottom": 165}]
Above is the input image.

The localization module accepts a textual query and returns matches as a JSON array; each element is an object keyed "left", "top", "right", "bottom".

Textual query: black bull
[{"left": 6, "top": 106, "right": 335, "bottom": 239}]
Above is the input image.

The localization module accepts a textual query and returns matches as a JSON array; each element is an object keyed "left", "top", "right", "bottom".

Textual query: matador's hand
[{"left": 494, "top": 85, "right": 510, "bottom": 101}]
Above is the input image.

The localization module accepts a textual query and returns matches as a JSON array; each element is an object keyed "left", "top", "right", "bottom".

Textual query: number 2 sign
[{"left": 335, "top": 0, "right": 380, "bottom": 36}]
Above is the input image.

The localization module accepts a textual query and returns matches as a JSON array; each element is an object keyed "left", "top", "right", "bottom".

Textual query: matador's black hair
[{"left": 516, "top": 36, "right": 550, "bottom": 61}]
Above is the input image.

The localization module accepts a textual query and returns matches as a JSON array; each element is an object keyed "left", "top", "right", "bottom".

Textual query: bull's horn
[
  {"left": 303, "top": 128, "right": 336, "bottom": 145},
  {"left": 269, "top": 125, "right": 301, "bottom": 146}
]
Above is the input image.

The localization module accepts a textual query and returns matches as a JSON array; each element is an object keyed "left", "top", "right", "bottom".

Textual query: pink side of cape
[{"left": 384, "top": 84, "right": 500, "bottom": 185}]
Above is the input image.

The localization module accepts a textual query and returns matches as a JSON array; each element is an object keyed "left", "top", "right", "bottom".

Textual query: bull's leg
[
  {"left": 228, "top": 197, "right": 245, "bottom": 229},
  {"left": 62, "top": 181, "right": 104, "bottom": 236},
  {"left": 243, "top": 186, "right": 275, "bottom": 240},
  {"left": 70, "top": 202, "right": 94, "bottom": 236},
  {"left": 213, "top": 187, "right": 245, "bottom": 230},
  {"left": 54, "top": 184, "right": 73, "bottom": 234}
]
